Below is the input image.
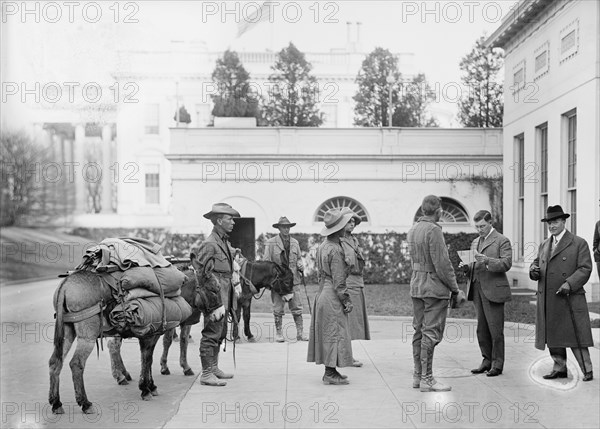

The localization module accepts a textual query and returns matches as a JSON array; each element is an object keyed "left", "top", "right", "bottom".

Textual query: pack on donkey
[{"left": 48, "top": 237, "right": 203, "bottom": 414}]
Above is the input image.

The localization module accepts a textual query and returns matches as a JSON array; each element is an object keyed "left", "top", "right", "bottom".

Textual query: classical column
[
  {"left": 74, "top": 124, "right": 86, "bottom": 213},
  {"left": 101, "top": 124, "right": 113, "bottom": 213}
]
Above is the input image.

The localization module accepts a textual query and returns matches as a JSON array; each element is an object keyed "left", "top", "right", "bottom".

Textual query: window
[
  {"left": 145, "top": 164, "right": 160, "bottom": 205},
  {"left": 195, "top": 104, "right": 211, "bottom": 127},
  {"left": 515, "top": 134, "right": 525, "bottom": 261},
  {"left": 538, "top": 124, "right": 548, "bottom": 240},
  {"left": 84, "top": 123, "right": 102, "bottom": 137},
  {"left": 144, "top": 104, "right": 160, "bottom": 134},
  {"left": 534, "top": 41, "right": 549, "bottom": 80},
  {"left": 564, "top": 110, "right": 577, "bottom": 233},
  {"left": 315, "top": 197, "right": 368, "bottom": 223},
  {"left": 413, "top": 197, "right": 469, "bottom": 223},
  {"left": 560, "top": 19, "right": 579, "bottom": 63},
  {"left": 512, "top": 60, "right": 526, "bottom": 93}
]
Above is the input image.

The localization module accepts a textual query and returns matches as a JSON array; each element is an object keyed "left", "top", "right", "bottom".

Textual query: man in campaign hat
[
  {"left": 192, "top": 203, "right": 241, "bottom": 386},
  {"left": 263, "top": 216, "right": 307, "bottom": 342},
  {"left": 529, "top": 205, "right": 594, "bottom": 381}
]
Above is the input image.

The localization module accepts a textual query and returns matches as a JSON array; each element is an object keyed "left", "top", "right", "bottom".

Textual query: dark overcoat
[{"left": 530, "top": 230, "right": 593, "bottom": 350}]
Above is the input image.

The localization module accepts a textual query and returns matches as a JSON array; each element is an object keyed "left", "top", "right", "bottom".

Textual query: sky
[{"left": 2, "top": 0, "right": 517, "bottom": 126}]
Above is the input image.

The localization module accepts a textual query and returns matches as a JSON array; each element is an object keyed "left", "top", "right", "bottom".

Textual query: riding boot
[
  {"left": 412, "top": 344, "right": 422, "bottom": 388},
  {"left": 200, "top": 353, "right": 226, "bottom": 386},
  {"left": 274, "top": 315, "right": 285, "bottom": 342},
  {"left": 419, "top": 346, "right": 451, "bottom": 392},
  {"left": 212, "top": 346, "right": 233, "bottom": 379},
  {"left": 293, "top": 314, "right": 309, "bottom": 341}
]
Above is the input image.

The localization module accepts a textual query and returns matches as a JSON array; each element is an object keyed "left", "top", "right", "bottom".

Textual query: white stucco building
[
  {"left": 486, "top": 0, "right": 600, "bottom": 299},
  {"left": 167, "top": 126, "right": 502, "bottom": 242}
]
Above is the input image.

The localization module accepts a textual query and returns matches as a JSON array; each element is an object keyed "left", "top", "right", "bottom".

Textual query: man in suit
[
  {"left": 263, "top": 216, "right": 307, "bottom": 342},
  {"left": 408, "top": 195, "right": 465, "bottom": 392},
  {"left": 460, "top": 210, "right": 512, "bottom": 377},
  {"left": 529, "top": 205, "right": 594, "bottom": 382}
]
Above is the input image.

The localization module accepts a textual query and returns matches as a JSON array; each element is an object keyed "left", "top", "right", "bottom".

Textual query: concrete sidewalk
[{"left": 165, "top": 314, "right": 600, "bottom": 429}]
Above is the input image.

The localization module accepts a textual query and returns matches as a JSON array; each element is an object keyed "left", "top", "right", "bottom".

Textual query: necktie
[
  {"left": 551, "top": 238, "right": 558, "bottom": 257},
  {"left": 477, "top": 236, "right": 484, "bottom": 252}
]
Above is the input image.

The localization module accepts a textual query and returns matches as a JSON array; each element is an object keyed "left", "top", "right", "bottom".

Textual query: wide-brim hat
[
  {"left": 340, "top": 207, "right": 362, "bottom": 225},
  {"left": 541, "top": 205, "right": 570, "bottom": 222},
  {"left": 273, "top": 216, "right": 296, "bottom": 228},
  {"left": 203, "top": 203, "right": 241, "bottom": 219},
  {"left": 320, "top": 208, "right": 354, "bottom": 237}
]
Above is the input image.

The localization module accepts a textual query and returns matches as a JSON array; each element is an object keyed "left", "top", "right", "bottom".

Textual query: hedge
[{"left": 70, "top": 228, "right": 477, "bottom": 285}]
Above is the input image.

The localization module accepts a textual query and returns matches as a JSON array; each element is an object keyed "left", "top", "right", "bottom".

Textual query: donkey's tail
[{"left": 52, "top": 279, "right": 68, "bottom": 357}]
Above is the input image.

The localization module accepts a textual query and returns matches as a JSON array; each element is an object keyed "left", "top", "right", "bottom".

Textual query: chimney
[{"left": 346, "top": 21, "right": 352, "bottom": 44}]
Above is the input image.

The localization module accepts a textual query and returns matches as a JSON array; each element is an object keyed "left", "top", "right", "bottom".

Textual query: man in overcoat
[
  {"left": 461, "top": 210, "right": 512, "bottom": 377},
  {"left": 263, "top": 216, "right": 307, "bottom": 342},
  {"left": 192, "top": 202, "right": 242, "bottom": 386},
  {"left": 408, "top": 195, "right": 464, "bottom": 392},
  {"left": 529, "top": 205, "right": 593, "bottom": 382}
]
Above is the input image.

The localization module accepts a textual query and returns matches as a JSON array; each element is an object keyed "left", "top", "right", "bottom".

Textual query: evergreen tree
[
  {"left": 457, "top": 36, "right": 504, "bottom": 127},
  {"left": 354, "top": 48, "right": 437, "bottom": 127},
  {"left": 211, "top": 50, "right": 260, "bottom": 119},
  {"left": 262, "top": 43, "right": 323, "bottom": 126}
]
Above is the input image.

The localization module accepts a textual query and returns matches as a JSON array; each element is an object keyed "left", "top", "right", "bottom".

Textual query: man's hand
[
  {"left": 281, "top": 293, "right": 294, "bottom": 302},
  {"left": 234, "top": 283, "right": 242, "bottom": 297},
  {"left": 529, "top": 264, "right": 541, "bottom": 281},
  {"left": 474, "top": 253, "right": 489, "bottom": 264},
  {"left": 209, "top": 305, "right": 225, "bottom": 322},
  {"left": 450, "top": 290, "right": 466, "bottom": 309},
  {"left": 343, "top": 300, "right": 353, "bottom": 314},
  {"left": 556, "top": 282, "right": 571, "bottom": 296}
]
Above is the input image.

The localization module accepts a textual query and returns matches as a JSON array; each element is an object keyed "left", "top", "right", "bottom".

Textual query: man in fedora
[
  {"left": 529, "top": 205, "right": 594, "bottom": 382},
  {"left": 408, "top": 195, "right": 463, "bottom": 392},
  {"left": 192, "top": 202, "right": 242, "bottom": 386},
  {"left": 263, "top": 216, "right": 307, "bottom": 342},
  {"left": 459, "top": 210, "right": 512, "bottom": 377}
]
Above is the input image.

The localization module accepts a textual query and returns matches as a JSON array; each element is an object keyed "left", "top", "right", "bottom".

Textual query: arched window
[
  {"left": 314, "top": 197, "right": 369, "bottom": 223},
  {"left": 413, "top": 197, "right": 469, "bottom": 223}
]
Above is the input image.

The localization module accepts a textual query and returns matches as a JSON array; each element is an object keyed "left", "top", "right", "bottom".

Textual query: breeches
[
  {"left": 412, "top": 297, "right": 449, "bottom": 350},
  {"left": 272, "top": 285, "right": 303, "bottom": 316}
]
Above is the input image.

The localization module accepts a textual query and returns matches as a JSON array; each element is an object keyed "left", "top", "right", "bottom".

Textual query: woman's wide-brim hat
[
  {"left": 541, "top": 205, "right": 570, "bottom": 222},
  {"left": 320, "top": 208, "right": 354, "bottom": 237},
  {"left": 340, "top": 207, "right": 361, "bottom": 225},
  {"left": 203, "top": 203, "right": 241, "bottom": 219},
  {"left": 273, "top": 216, "right": 296, "bottom": 228}
]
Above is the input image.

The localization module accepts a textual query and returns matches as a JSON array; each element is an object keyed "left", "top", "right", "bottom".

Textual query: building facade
[
  {"left": 167, "top": 126, "right": 503, "bottom": 238},
  {"left": 486, "top": 0, "right": 600, "bottom": 299}
]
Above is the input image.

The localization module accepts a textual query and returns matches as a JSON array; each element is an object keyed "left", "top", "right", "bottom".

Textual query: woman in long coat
[
  {"left": 339, "top": 208, "right": 370, "bottom": 368},
  {"left": 307, "top": 208, "right": 355, "bottom": 385}
]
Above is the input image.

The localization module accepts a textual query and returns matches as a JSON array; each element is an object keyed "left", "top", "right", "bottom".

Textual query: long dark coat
[{"left": 530, "top": 230, "right": 593, "bottom": 350}]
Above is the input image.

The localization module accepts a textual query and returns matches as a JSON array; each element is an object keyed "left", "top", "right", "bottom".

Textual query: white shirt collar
[
  {"left": 484, "top": 227, "right": 495, "bottom": 241},
  {"left": 553, "top": 229, "right": 566, "bottom": 245}
]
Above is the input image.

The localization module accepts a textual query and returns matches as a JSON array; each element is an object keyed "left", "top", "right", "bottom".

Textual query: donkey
[
  {"left": 232, "top": 260, "right": 295, "bottom": 342},
  {"left": 48, "top": 266, "right": 205, "bottom": 414},
  {"left": 107, "top": 265, "right": 201, "bottom": 383}
]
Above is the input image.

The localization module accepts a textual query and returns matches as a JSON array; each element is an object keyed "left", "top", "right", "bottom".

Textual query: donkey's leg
[
  {"left": 70, "top": 320, "right": 98, "bottom": 414},
  {"left": 244, "top": 300, "right": 256, "bottom": 342},
  {"left": 138, "top": 335, "right": 161, "bottom": 400},
  {"left": 49, "top": 324, "right": 75, "bottom": 414},
  {"left": 160, "top": 328, "right": 175, "bottom": 375},
  {"left": 108, "top": 337, "right": 131, "bottom": 385},
  {"left": 179, "top": 325, "right": 194, "bottom": 375}
]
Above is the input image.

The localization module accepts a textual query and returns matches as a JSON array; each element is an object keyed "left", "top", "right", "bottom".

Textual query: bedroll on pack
[
  {"left": 110, "top": 266, "right": 185, "bottom": 297},
  {"left": 109, "top": 295, "right": 193, "bottom": 337}
]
